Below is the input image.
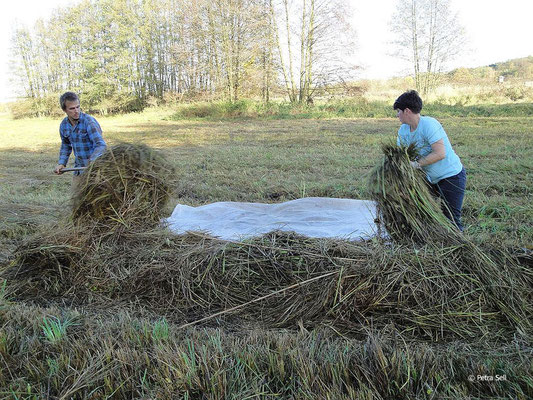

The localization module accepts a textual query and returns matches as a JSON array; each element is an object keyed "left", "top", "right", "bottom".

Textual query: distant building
[{"left": 498, "top": 76, "right": 505, "bottom": 83}]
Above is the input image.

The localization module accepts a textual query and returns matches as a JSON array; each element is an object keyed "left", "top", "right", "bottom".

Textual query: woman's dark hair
[
  {"left": 59, "top": 92, "right": 79, "bottom": 110},
  {"left": 393, "top": 90, "right": 423, "bottom": 113}
]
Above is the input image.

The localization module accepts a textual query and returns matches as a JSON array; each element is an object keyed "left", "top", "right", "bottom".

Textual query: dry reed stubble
[{"left": 1, "top": 302, "right": 531, "bottom": 399}]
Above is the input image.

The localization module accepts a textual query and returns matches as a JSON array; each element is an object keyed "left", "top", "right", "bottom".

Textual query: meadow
[
  {"left": 1, "top": 108, "right": 531, "bottom": 250},
  {"left": 0, "top": 107, "right": 531, "bottom": 398}
]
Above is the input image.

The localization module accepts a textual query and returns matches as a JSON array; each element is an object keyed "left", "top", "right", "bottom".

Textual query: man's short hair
[
  {"left": 60, "top": 92, "right": 79, "bottom": 110},
  {"left": 393, "top": 90, "right": 423, "bottom": 113}
]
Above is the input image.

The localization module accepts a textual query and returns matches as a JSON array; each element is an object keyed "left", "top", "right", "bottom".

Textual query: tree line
[
  {"left": 10, "top": 0, "right": 471, "bottom": 115},
  {"left": 10, "top": 0, "right": 355, "bottom": 113}
]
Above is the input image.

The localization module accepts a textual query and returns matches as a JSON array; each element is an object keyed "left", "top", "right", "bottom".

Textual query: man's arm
[{"left": 56, "top": 128, "right": 72, "bottom": 174}]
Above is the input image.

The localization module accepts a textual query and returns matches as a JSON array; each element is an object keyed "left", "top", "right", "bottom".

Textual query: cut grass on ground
[{"left": 1, "top": 111, "right": 531, "bottom": 248}]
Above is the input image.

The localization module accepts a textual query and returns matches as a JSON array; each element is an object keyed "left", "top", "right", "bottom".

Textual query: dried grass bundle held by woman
[
  {"left": 368, "top": 143, "right": 460, "bottom": 244},
  {"left": 71, "top": 143, "right": 174, "bottom": 229}
]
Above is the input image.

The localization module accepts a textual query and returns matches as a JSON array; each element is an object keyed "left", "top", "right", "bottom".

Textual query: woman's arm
[{"left": 418, "top": 139, "right": 445, "bottom": 166}]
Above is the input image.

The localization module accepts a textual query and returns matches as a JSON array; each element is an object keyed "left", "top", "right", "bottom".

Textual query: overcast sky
[{"left": 1, "top": 0, "right": 532, "bottom": 101}]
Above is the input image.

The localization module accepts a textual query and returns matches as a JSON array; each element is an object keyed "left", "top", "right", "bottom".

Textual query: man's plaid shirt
[{"left": 58, "top": 112, "right": 106, "bottom": 174}]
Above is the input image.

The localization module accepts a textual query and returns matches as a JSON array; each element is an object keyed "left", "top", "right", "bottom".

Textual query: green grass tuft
[{"left": 41, "top": 315, "right": 78, "bottom": 344}]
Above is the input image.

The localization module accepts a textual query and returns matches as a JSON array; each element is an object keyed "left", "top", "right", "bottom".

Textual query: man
[
  {"left": 393, "top": 90, "right": 466, "bottom": 231},
  {"left": 54, "top": 92, "right": 106, "bottom": 184}
]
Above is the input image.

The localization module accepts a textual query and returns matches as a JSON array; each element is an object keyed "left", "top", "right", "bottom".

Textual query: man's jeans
[{"left": 430, "top": 168, "right": 466, "bottom": 232}]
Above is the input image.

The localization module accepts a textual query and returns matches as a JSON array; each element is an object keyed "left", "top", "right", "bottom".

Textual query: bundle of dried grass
[
  {"left": 366, "top": 142, "right": 532, "bottom": 337},
  {"left": 368, "top": 144, "right": 459, "bottom": 244},
  {"left": 71, "top": 143, "right": 174, "bottom": 229}
]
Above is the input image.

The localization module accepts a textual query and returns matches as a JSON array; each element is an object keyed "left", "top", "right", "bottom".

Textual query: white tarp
[{"left": 164, "top": 197, "right": 379, "bottom": 241}]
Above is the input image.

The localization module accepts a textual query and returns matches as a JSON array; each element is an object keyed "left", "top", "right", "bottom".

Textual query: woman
[{"left": 393, "top": 90, "right": 466, "bottom": 231}]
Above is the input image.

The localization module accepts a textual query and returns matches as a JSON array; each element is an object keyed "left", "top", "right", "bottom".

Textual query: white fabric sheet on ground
[{"left": 164, "top": 197, "right": 379, "bottom": 241}]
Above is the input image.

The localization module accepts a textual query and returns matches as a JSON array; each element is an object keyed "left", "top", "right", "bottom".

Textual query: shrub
[
  {"left": 502, "top": 86, "right": 532, "bottom": 101},
  {"left": 9, "top": 91, "right": 145, "bottom": 119},
  {"left": 9, "top": 94, "right": 63, "bottom": 119}
]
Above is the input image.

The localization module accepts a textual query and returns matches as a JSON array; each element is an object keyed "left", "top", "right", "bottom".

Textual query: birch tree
[
  {"left": 272, "top": 0, "right": 355, "bottom": 103},
  {"left": 390, "top": 0, "right": 466, "bottom": 95},
  {"left": 10, "top": 27, "right": 39, "bottom": 98}
]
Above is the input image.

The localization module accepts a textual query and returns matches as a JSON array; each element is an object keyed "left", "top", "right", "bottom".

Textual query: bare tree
[
  {"left": 271, "top": 0, "right": 356, "bottom": 103},
  {"left": 390, "top": 0, "right": 465, "bottom": 95}
]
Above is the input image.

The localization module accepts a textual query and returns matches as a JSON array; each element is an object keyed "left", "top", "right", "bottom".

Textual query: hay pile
[
  {"left": 71, "top": 143, "right": 174, "bottom": 228},
  {"left": 367, "top": 143, "right": 532, "bottom": 336},
  {"left": 2, "top": 142, "right": 532, "bottom": 341},
  {"left": 4, "top": 225, "right": 532, "bottom": 340}
]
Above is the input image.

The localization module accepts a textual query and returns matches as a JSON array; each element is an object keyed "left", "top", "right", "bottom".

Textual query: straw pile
[
  {"left": 367, "top": 143, "right": 532, "bottom": 336},
  {"left": 71, "top": 143, "right": 174, "bottom": 229},
  {"left": 2, "top": 142, "right": 531, "bottom": 341},
  {"left": 4, "top": 225, "right": 532, "bottom": 340}
]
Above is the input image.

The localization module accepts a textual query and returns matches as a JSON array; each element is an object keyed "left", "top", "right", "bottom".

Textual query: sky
[
  {"left": 1, "top": 0, "right": 532, "bottom": 101},
  {"left": 353, "top": 0, "right": 533, "bottom": 79}
]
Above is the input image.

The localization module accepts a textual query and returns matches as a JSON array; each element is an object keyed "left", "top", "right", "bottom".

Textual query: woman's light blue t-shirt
[{"left": 397, "top": 116, "right": 463, "bottom": 184}]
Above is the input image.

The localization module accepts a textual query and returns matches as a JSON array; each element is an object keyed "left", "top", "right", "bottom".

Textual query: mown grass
[
  {"left": 1, "top": 110, "right": 531, "bottom": 248},
  {"left": 0, "top": 109, "right": 532, "bottom": 398}
]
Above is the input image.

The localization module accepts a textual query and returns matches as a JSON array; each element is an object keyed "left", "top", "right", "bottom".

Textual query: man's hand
[
  {"left": 54, "top": 164, "right": 66, "bottom": 174},
  {"left": 410, "top": 160, "right": 422, "bottom": 169}
]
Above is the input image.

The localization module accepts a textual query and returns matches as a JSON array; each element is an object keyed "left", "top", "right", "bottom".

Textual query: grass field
[
  {"left": 0, "top": 109, "right": 532, "bottom": 398},
  {"left": 1, "top": 109, "right": 531, "bottom": 250}
]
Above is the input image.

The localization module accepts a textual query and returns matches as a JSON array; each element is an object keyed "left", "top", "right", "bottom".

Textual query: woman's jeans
[{"left": 430, "top": 168, "right": 466, "bottom": 232}]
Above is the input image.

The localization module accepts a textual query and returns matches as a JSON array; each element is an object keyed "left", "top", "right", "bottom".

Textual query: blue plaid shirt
[{"left": 58, "top": 112, "right": 106, "bottom": 174}]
